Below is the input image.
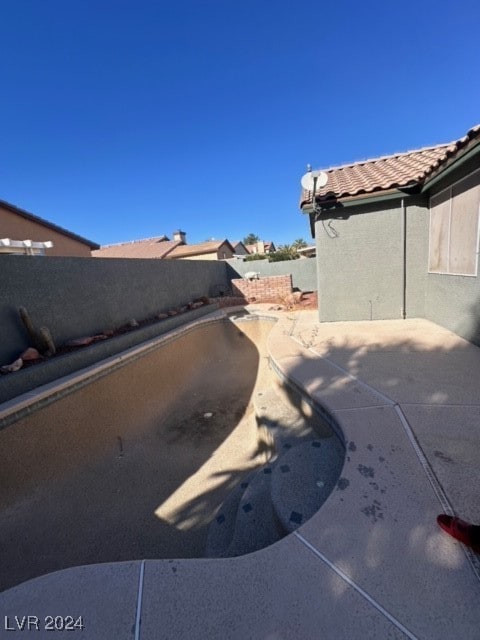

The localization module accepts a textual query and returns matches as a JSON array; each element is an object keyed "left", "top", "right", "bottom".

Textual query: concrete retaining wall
[{"left": 226, "top": 258, "right": 316, "bottom": 292}]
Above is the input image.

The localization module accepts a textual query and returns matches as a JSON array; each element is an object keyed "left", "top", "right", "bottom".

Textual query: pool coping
[{"left": 1, "top": 307, "right": 480, "bottom": 639}]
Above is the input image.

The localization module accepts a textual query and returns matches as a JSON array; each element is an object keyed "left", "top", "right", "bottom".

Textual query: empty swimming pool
[{"left": 0, "top": 314, "right": 344, "bottom": 592}]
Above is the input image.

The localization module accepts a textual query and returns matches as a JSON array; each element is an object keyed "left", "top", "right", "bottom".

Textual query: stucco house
[
  {"left": 246, "top": 240, "right": 276, "bottom": 255},
  {"left": 231, "top": 241, "right": 249, "bottom": 256},
  {"left": 300, "top": 124, "right": 480, "bottom": 345},
  {"left": 92, "top": 235, "right": 178, "bottom": 259},
  {"left": 0, "top": 199, "right": 99, "bottom": 256},
  {"left": 167, "top": 239, "right": 235, "bottom": 261}
]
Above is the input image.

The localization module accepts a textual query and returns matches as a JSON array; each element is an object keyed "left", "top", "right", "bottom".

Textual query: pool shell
[{"left": 0, "top": 312, "right": 344, "bottom": 593}]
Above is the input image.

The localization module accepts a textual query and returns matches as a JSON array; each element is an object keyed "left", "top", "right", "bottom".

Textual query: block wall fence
[{"left": 0, "top": 256, "right": 230, "bottom": 365}]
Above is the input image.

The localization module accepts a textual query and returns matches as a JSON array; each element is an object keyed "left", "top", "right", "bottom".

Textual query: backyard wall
[
  {"left": 314, "top": 197, "right": 428, "bottom": 322},
  {"left": 227, "top": 257, "right": 316, "bottom": 292},
  {"left": 0, "top": 256, "right": 229, "bottom": 364},
  {"left": 231, "top": 275, "right": 292, "bottom": 301}
]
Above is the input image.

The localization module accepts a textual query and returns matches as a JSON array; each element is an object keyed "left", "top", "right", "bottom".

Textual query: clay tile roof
[
  {"left": 167, "top": 239, "right": 232, "bottom": 258},
  {"left": 301, "top": 124, "right": 480, "bottom": 207},
  {"left": 92, "top": 236, "right": 180, "bottom": 259}
]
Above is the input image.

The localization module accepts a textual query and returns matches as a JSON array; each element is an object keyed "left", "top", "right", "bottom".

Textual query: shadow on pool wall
[{"left": 0, "top": 319, "right": 275, "bottom": 592}]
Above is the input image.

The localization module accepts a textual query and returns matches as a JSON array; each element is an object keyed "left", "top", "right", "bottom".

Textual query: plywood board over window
[
  {"left": 429, "top": 190, "right": 450, "bottom": 273},
  {"left": 429, "top": 168, "right": 480, "bottom": 276}
]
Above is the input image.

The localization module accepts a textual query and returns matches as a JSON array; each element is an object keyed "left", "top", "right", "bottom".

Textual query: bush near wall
[
  {"left": 244, "top": 254, "right": 269, "bottom": 262},
  {"left": 268, "top": 251, "right": 298, "bottom": 262}
]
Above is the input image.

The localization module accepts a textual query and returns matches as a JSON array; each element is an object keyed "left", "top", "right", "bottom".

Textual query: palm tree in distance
[{"left": 292, "top": 238, "right": 308, "bottom": 250}]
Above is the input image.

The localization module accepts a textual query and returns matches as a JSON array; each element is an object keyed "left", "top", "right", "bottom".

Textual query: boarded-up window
[
  {"left": 429, "top": 169, "right": 480, "bottom": 275},
  {"left": 429, "top": 190, "right": 450, "bottom": 273}
]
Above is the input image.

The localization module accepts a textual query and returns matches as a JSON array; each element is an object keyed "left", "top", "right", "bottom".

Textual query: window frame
[{"left": 428, "top": 167, "right": 480, "bottom": 277}]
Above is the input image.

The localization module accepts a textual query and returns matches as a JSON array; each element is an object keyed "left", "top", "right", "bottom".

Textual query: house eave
[
  {"left": 302, "top": 187, "right": 415, "bottom": 215},
  {"left": 421, "top": 140, "right": 480, "bottom": 193},
  {"left": 0, "top": 199, "right": 100, "bottom": 249},
  {"left": 302, "top": 188, "right": 424, "bottom": 238}
]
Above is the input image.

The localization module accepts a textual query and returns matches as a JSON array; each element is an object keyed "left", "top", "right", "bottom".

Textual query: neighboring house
[
  {"left": 246, "top": 240, "right": 276, "bottom": 254},
  {"left": 296, "top": 245, "right": 316, "bottom": 258},
  {"left": 231, "top": 241, "right": 249, "bottom": 256},
  {"left": 92, "top": 235, "right": 178, "bottom": 259},
  {"left": 300, "top": 124, "right": 480, "bottom": 344},
  {"left": 93, "top": 230, "right": 235, "bottom": 261},
  {"left": 167, "top": 239, "right": 235, "bottom": 261},
  {"left": 0, "top": 199, "right": 99, "bottom": 257},
  {"left": 92, "top": 230, "right": 188, "bottom": 259}
]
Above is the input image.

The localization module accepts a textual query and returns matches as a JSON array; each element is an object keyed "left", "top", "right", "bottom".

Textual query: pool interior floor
[{"left": 0, "top": 319, "right": 279, "bottom": 591}]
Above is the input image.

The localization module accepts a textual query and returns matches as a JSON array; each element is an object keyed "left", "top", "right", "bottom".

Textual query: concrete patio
[{"left": 1, "top": 308, "right": 479, "bottom": 639}]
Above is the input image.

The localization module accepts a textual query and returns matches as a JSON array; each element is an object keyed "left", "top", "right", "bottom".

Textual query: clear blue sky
[{"left": 1, "top": 0, "right": 479, "bottom": 247}]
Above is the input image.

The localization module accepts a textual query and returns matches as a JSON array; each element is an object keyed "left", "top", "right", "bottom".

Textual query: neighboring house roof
[
  {"left": 92, "top": 236, "right": 180, "bottom": 259},
  {"left": 167, "top": 239, "right": 234, "bottom": 258},
  {"left": 301, "top": 124, "right": 480, "bottom": 206},
  {"left": 0, "top": 198, "right": 99, "bottom": 249},
  {"left": 232, "top": 241, "right": 249, "bottom": 253}
]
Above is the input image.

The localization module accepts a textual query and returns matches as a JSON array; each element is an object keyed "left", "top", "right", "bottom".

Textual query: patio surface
[{"left": 1, "top": 308, "right": 479, "bottom": 639}]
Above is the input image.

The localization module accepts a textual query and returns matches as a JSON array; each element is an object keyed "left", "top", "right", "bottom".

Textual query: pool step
[
  {"left": 271, "top": 438, "right": 344, "bottom": 533},
  {"left": 205, "top": 471, "right": 257, "bottom": 558},
  {"left": 225, "top": 463, "right": 285, "bottom": 557},
  {"left": 205, "top": 382, "right": 345, "bottom": 558},
  {"left": 253, "top": 385, "right": 316, "bottom": 455}
]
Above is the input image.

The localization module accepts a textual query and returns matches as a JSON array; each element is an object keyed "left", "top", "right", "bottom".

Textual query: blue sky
[{"left": 1, "top": 0, "right": 479, "bottom": 247}]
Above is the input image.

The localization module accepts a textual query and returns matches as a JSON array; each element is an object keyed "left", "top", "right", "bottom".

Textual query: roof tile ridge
[
  {"left": 158, "top": 239, "right": 182, "bottom": 258},
  {"left": 321, "top": 142, "right": 454, "bottom": 173},
  {"left": 100, "top": 235, "right": 168, "bottom": 248}
]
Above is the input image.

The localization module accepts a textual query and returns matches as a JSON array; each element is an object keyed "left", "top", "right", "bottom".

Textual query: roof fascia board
[
  {"left": 302, "top": 189, "right": 409, "bottom": 214},
  {"left": 421, "top": 142, "right": 480, "bottom": 192}
]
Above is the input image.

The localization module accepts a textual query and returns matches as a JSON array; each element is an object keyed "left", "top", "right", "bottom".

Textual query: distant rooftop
[
  {"left": 92, "top": 236, "right": 180, "bottom": 259},
  {"left": 167, "top": 239, "right": 233, "bottom": 258}
]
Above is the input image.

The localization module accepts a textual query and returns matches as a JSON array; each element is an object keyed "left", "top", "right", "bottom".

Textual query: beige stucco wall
[
  {"left": 177, "top": 252, "right": 218, "bottom": 261},
  {"left": 174, "top": 244, "right": 234, "bottom": 261},
  {"left": 0, "top": 206, "right": 92, "bottom": 257}
]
